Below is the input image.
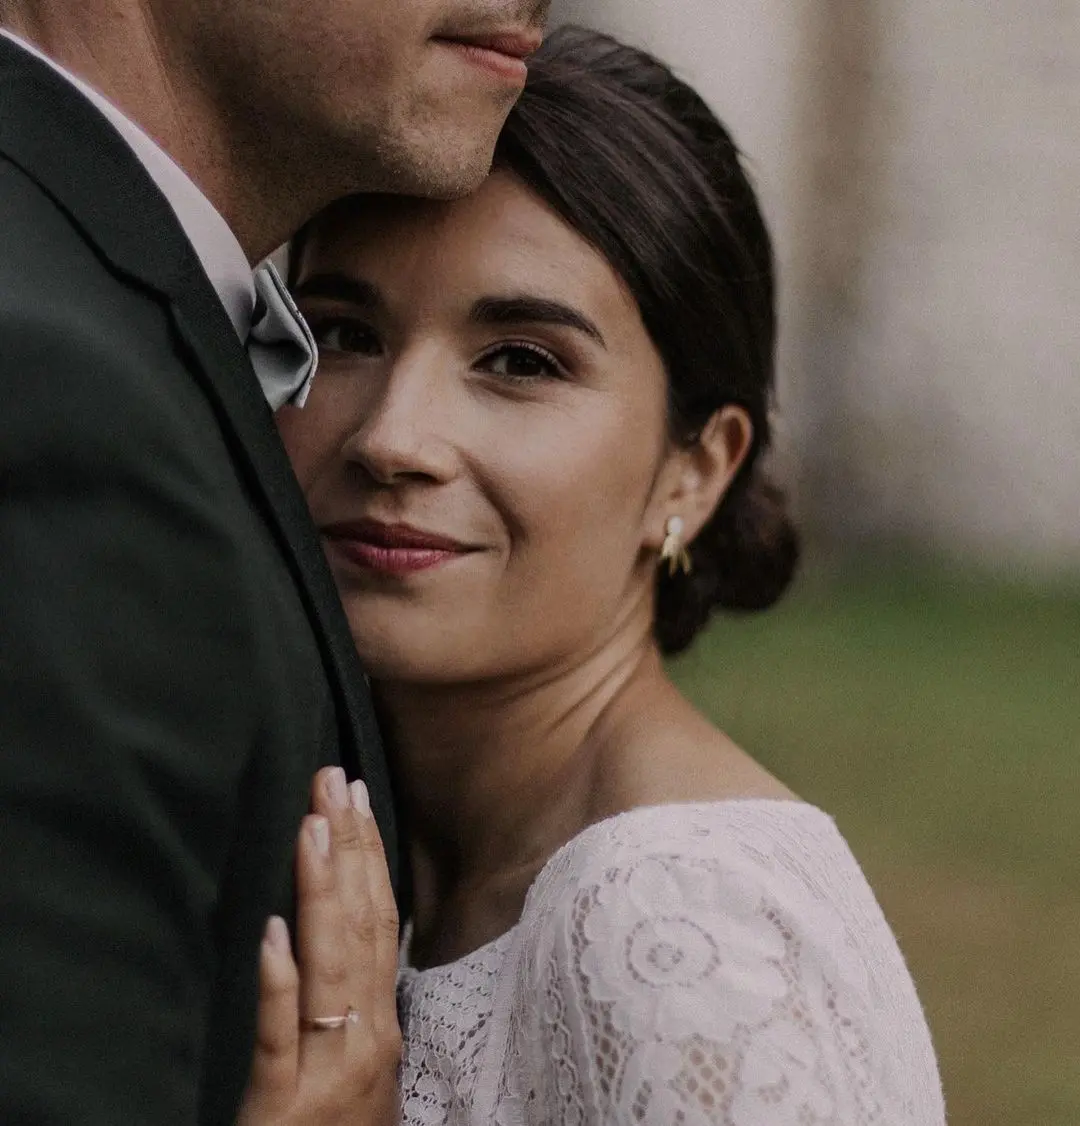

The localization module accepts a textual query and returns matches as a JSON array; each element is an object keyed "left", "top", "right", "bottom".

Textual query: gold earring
[{"left": 659, "top": 515, "right": 693, "bottom": 577}]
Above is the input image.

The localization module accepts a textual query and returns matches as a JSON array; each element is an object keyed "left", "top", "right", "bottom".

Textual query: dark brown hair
[{"left": 495, "top": 26, "right": 798, "bottom": 652}]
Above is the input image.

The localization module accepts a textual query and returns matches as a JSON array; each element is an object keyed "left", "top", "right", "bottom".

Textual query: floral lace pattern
[{"left": 396, "top": 802, "right": 944, "bottom": 1126}]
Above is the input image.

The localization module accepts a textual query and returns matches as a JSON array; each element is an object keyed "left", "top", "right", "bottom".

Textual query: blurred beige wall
[{"left": 550, "top": 0, "right": 1080, "bottom": 573}]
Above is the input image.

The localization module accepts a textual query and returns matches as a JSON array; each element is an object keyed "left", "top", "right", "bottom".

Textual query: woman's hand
[{"left": 237, "top": 767, "right": 402, "bottom": 1125}]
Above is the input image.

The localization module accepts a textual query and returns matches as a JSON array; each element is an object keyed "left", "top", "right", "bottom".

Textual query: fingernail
[
  {"left": 324, "top": 767, "right": 348, "bottom": 809},
  {"left": 349, "top": 780, "right": 371, "bottom": 818},
  {"left": 265, "top": 915, "right": 290, "bottom": 954},
  {"left": 309, "top": 815, "right": 330, "bottom": 857}
]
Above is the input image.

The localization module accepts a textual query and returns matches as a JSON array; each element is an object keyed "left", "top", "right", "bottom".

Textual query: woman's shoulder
[
  {"left": 516, "top": 799, "right": 907, "bottom": 1024},
  {"left": 524, "top": 799, "right": 867, "bottom": 929},
  {"left": 507, "top": 800, "right": 945, "bottom": 1124}
]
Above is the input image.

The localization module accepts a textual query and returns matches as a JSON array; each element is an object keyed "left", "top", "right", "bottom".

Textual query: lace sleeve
[{"left": 511, "top": 812, "right": 927, "bottom": 1126}]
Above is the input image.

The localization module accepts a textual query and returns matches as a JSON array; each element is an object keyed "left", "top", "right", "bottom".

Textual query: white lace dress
[{"left": 396, "top": 801, "right": 945, "bottom": 1125}]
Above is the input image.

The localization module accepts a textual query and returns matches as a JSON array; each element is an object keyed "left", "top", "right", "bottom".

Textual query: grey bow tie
[{"left": 247, "top": 261, "right": 318, "bottom": 410}]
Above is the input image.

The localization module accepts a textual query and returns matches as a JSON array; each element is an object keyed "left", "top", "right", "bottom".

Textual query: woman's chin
[
  {"left": 348, "top": 631, "right": 473, "bottom": 685},
  {"left": 340, "top": 599, "right": 467, "bottom": 683}
]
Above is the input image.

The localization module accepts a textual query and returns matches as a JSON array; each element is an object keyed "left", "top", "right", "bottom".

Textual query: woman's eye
[
  {"left": 479, "top": 344, "right": 562, "bottom": 380},
  {"left": 310, "top": 319, "right": 382, "bottom": 357}
]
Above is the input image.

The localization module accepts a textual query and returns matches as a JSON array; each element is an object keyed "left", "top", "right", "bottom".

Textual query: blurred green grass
[{"left": 669, "top": 555, "right": 1080, "bottom": 1126}]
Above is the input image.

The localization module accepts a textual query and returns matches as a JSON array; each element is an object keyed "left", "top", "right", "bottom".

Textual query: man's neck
[{"left": 2, "top": 5, "right": 313, "bottom": 262}]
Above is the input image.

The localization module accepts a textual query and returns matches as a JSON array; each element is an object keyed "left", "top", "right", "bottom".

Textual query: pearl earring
[{"left": 659, "top": 515, "right": 693, "bottom": 577}]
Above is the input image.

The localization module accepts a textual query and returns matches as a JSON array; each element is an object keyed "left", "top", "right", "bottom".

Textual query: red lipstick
[{"left": 322, "top": 520, "right": 473, "bottom": 577}]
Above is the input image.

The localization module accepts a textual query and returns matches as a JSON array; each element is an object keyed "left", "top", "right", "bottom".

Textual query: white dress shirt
[{"left": 1, "top": 29, "right": 315, "bottom": 409}]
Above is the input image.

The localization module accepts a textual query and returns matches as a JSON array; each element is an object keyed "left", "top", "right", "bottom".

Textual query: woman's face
[{"left": 280, "top": 171, "right": 685, "bottom": 683}]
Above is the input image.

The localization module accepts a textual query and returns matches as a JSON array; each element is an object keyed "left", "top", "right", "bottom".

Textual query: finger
[
  {"left": 295, "top": 813, "right": 350, "bottom": 1070},
  {"left": 310, "top": 766, "right": 350, "bottom": 821},
  {"left": 340, "top": 780, "right": 402, "bottom": 1084},
  {"left": 241, "top": 916, "right": 299, "bottom": 1119},
  {"left": 350, "top": 780, "right": 400, "bottom": 1009},
  {"left": 312, "top": 774, "right": 401, "bottom": 1100},
  {"left": 311, "top": 769, "right": 376, "bottom": 1012}
]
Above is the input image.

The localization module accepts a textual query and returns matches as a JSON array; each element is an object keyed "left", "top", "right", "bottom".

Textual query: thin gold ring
[{"left": 301, "top": 1007, "right": 360, "bottom": 1031}]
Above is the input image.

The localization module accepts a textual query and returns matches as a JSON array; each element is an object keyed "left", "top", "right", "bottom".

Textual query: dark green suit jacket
[{"left": 0, "top": 36, "right": 397, "bottom": 1125}]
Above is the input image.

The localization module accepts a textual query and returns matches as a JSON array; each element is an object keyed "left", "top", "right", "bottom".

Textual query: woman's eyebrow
[
  {"left": 470, "top": 296, "right": 607, "bottom": 348},
  {"left": 290, "top": 273, "right": 383, "bottom": 310}
]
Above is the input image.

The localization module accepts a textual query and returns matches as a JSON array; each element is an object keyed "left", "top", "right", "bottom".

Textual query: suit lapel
[
  {"left": 168, "top": 294, "right": 397, "bottom": 883},
  {"left": 0, "top": 37, "right": 398, "bottom": 889}
]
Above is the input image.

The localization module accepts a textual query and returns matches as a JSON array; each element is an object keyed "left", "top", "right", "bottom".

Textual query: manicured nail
[
  {"left": 324, "top": 767, "right": 348, "bottom": 809},
  {"left": 265, "top": 915, "right": 290, "bottom": 954},
  {"left": 349, "top": 780, "right": 371, "bottom": 818},
  {"left": 309, "top": 815, "right": 330, "bottom": 857}
]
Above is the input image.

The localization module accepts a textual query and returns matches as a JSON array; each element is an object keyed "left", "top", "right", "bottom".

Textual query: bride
[{"left": 238, "top": 25, "right": 945, "bottom": 1126}]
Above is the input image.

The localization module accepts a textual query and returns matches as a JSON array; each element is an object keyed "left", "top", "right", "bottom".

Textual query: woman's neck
[{"left": 378, "top": 626, "right": 670, "bottom": 967}]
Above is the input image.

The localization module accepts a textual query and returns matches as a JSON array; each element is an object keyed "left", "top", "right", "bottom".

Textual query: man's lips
[
  {"left": 457, "top": 30, "right": 543, "bottom": 58},
  {"left": 321, "top": 520, "right": 475, "bottom": 576},
  {"left": 432, "top": 28, "right": 542, "bottom": 83},
  {"left": 434, "top": 28, "right": 543, "bottom": 59}
]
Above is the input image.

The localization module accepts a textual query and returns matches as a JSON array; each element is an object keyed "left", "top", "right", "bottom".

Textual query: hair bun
[{"left": 713, "top": 470, "right": 800, "bottom": 612}]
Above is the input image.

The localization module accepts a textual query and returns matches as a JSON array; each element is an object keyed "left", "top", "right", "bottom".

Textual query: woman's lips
[{"left": 322, "top": 521, "right": 473, "bottom": 577}]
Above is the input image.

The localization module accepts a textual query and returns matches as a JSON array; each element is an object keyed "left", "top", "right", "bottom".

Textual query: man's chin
[
  {"left": 368, "top": 100, "right": 512, "bottom": 198},
  {"left": 393, "top": 140, "right": 500, "bottom": 201}
]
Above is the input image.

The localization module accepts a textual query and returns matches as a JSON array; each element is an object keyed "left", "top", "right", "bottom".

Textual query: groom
[{"left": 0, "top": 0, "right": 547, "bottom": 1121}]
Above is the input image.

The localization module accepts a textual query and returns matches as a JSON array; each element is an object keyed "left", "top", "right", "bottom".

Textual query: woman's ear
[{"left": 644, "top": 405, "right": 754, "bottom": 549}]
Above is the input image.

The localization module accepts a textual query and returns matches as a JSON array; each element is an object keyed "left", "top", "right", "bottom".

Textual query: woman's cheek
[
  {"left": 277, "top": 379, "right": 362, "bottom": 493},
  {"left": 275, "top": 404, "right": 321, "bottom": 489}
]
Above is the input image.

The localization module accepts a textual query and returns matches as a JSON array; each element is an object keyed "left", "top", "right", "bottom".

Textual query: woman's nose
[{"left": 341, "top": 354, "right": 458, "bottom": 486}]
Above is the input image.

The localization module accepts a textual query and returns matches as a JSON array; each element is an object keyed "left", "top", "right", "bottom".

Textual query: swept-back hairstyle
[{"left": 495, "top": 26, "right": 798, "bottom": 652}]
